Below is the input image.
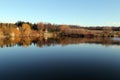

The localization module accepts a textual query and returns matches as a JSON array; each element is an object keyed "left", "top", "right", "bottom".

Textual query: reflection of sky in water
[
  {"left": 0, "top": 43, "right": 120, "bottom": 80},
  {"left": 112, "top": 38, "right": 120, "bottom": 41}
]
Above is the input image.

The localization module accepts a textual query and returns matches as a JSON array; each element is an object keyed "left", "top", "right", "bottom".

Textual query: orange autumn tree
[
  {"left": 10, "top": 27, "right": 21, "bottom": 37},
  {"left": 37, "top": 22, "right": 45, "bottom": 30},
  {"left": 21, "top": 23, "right": 31, "bottom": 36},
  {"left": 59, "top": 25, "right": 70, "bottom": 32},
  {"left": 0, "top": 28, "right": 4, "bottom": 37},
  {"left": 59, "top": 25, "right": 70, "bottom": 35}
]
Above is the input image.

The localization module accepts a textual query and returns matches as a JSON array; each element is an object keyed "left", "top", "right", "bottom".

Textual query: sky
[{"left": 0, "top": 0, "right": 120, "bottom": 26}]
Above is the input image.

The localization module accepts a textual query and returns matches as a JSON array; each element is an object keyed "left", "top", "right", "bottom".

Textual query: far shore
[{"left": 0, "top": 22, "right": 120, "bottom": 38}]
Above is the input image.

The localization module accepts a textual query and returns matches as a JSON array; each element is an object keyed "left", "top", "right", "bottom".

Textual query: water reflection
[
  {"left": 0, "top": 37, "right": 120, "bottom": 80},
  {"left": 0, "top": 37, "right": 120, "bottom": 48}
]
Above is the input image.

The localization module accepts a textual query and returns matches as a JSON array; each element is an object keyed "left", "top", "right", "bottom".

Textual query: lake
[{"left": 0, "top": 37, "right": 120, "bottom": 80}]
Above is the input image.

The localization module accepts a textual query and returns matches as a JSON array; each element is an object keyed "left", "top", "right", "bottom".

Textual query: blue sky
[{"left": 0, "top": 0, "right": 120, "bottom": 26}]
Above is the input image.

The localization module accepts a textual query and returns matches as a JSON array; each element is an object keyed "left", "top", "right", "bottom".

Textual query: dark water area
[{"left": 0, "top": 37, "right": 120, "bottom": 80}]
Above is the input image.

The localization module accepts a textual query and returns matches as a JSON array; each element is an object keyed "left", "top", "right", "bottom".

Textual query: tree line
[{"left": 0, "top": 21, "right": 120, "bottom": 38}]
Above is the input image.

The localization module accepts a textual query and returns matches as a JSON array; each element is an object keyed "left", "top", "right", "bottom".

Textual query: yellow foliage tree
[
  {"left": 21, "top": 23, "right": 31, "bottom": 36},
  {"left": 59, "top": 25, "right": 70, "bottom": 32}
]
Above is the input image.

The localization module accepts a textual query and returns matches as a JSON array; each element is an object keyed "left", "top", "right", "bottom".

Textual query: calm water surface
[{"left": 0, "top": 37, "right": 120, "bottom": 80}]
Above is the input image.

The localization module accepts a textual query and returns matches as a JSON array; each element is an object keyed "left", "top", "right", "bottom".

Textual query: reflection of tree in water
[
  {"left": 0, "top": 37, "right": 20, "bottom": 48},
  {"left": 36, "top": 37, "right": 44, "bottom": 47},
  {"left": 60, "top": 37, "right": 120, "bottom": 46},
  {"left": 36, "top": 38, "right": 60, "bottom": 47},
  {"left": 0, "top": 37, "right": 120, "bottom": 48},
  {"left": 18, "top": 37, "right": 32, "bottom": 47}
]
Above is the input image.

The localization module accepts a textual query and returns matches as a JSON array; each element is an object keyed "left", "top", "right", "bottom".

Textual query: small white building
[{"left": 45, "top": 28, "right": 48, "bottom": 33}]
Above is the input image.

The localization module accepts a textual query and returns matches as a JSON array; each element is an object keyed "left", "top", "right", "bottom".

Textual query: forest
[{"left": 0, "top": 21, "right": 120, "bottom": 38}]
